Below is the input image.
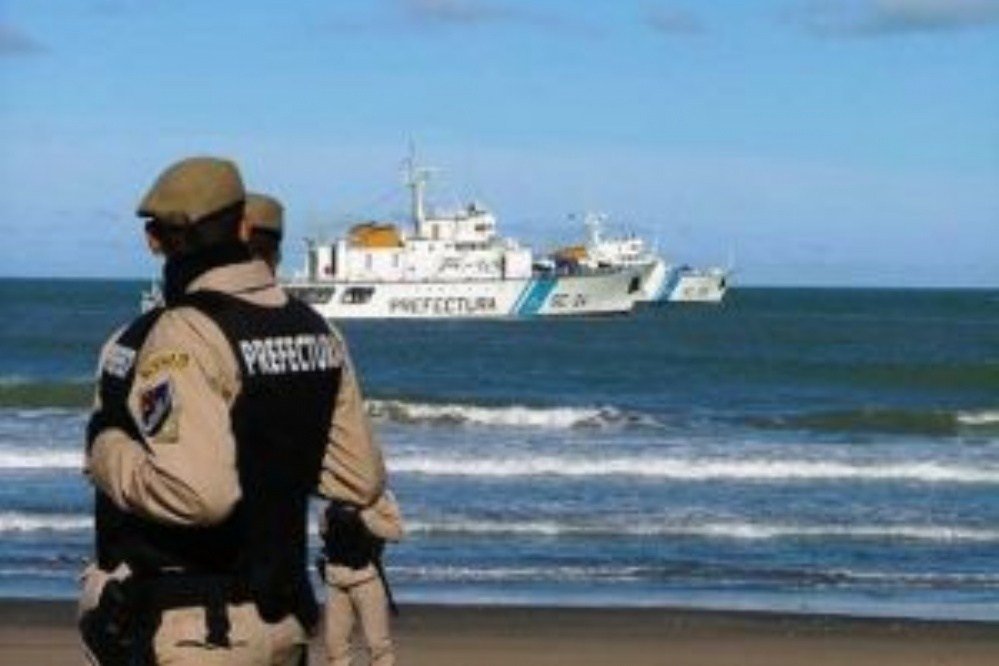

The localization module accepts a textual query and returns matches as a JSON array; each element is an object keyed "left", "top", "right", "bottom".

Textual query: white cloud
[
  {"left": 793, "top": 0, "right": 999, "bottom": 36},
  {"left": 322, "top": 0, "right": 596, "bottom": 35},
  {"left": 0, "top": 24, "right": 45, "bottom": 56},
  {"left": 644, "top": 6, "right": 704, "bottom": 35},
  {"left": 401, "top": 0, "right": 519, "bottom": 25}
]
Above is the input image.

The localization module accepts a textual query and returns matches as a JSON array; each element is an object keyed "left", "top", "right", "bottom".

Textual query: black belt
[{"left": 138, "top": 574, "right": 253, "bottom": 648}]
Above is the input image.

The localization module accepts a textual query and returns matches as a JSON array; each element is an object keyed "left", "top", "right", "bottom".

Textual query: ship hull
[
  {"left": 633, "top": 259, "right": 675, "bottom": 302},
  {"left": 668, "top": 271, "right": 728, "bottom": 303},
  {"left": 285, "top": 266, "right": 647, "bottom": 319}
]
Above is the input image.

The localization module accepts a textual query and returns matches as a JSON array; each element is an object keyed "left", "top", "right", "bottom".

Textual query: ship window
[
  {"left": 342, "top": 287, "right": 375, "bottom": 305},
  {"left": 293, "top": 287, "right": 335, "bottom": 305}
]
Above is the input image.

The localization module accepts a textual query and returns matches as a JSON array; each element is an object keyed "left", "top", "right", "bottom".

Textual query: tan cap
[
  {"left": 245, "top": 192, "right": 284, "bottom": 235},
  {"left": 137, "top": 157, "right": 245, "bottom": 225}
]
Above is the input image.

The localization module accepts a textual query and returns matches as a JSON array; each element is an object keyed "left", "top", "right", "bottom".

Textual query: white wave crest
[
  {"left": 957, "top": 409, "right": 999, "bottom": 427},
  {"left": 392, "top": 564, "right": 644, "bottom": 583},
  {"left": 0, "top": 448, "right": 81, "bottom": 470},
  {"left": 406, "top": 519, "right": 999, "bottom": 542},
  {"left": 366, "top": 400, "right": 652, "bottom": 429},
  {"left": 389, "top": 456, "right": 999, "bottom": 484},
  {"left": 0, "top": 511, "right": 90, "bottom": 532},
  {"left": 832, "top": 570, "right": 999, "bottom": 585},
  {"left": 391, "top": 564, "right": 999, "bottom": 587}
]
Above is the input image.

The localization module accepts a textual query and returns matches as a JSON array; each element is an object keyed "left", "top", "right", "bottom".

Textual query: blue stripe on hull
[
  {"left": 515, "top": 277, "right": 558, "bottom": 316},
  {"left": 510, "top": 279, "right": 533, "bottom": 314},
  {"left": 656, "top": 266, "right": 683, "bottom": 302}
]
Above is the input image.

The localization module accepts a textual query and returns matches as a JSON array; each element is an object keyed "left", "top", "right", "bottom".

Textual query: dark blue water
[{"left": 1, "top": 278, "right": 998, "bottom": 619}]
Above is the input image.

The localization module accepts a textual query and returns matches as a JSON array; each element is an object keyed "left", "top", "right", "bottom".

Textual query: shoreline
[{"left": 3, "top": 600, "right": 998, "bottom": 665}]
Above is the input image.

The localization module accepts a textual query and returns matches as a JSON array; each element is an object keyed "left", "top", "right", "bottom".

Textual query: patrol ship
[
  {"left": 553, "top": 214, "right": 729, "bottom": 304},
  {"left": 283, "top": 161, "right": 649, "bottom": 319}
]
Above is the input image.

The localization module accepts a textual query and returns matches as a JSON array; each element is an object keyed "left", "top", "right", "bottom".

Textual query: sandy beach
[{"left": 2, "top": 600, "right": 997, "bottom": 665}]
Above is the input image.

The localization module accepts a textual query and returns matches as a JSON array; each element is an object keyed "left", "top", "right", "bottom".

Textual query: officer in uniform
[
  {"left": 81, "top": 156, "right": 386, "bottom": 665},
  {"left": 319, "top": 490, "right": 403, "bottom": 666},
  {"left": 240, "top": 189, "right": 405, "bottom": 665},
  {"left": 244, "top": 192, "right": 284, "bottom": 271}
]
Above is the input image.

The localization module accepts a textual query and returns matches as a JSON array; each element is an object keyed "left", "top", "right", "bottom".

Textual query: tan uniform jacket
[{"left": 86, "top": 260, "right": 386, "bottom": 528}]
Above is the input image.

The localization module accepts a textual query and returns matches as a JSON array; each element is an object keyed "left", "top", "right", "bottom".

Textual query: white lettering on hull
[
  {"left": 388, "top": 296, "right": 499, "bottom": 316},
  {"left": 548, "top": 293, "right": 589, "bottom": 309}
]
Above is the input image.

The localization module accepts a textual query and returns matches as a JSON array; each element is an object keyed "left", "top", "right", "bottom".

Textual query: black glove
[
  {"left": 78, "top": 577, "right": 137, "bottom": 666},
  {"left": 322, "top": 501, "right": 379, "bottom": 569}
]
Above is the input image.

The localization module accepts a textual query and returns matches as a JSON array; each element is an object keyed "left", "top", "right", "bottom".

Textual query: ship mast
[
  {"left": 404, "top": 145, "right": 433, "bottom": 236},
  {"left": 584, "top": 212, "right": 605, "bottom": 247}
]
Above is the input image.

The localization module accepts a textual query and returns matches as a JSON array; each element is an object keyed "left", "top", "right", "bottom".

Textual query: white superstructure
[
  {"left": 554, "top": 213, "right": 729, "bottom": 304},
  {"left": 285, "top": 160, "right": 647, "bottom": 319}
]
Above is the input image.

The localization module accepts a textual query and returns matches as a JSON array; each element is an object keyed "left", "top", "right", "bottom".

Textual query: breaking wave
[
  {"left": 407, "top": 519, "right": 999, "bottom": 542},
  {"left": 957, "top": 409, "right": 999, "bottom": 428},
  {"left": 751, "top": 406, "right": 999, "bottom": 436},
  {"left": 0, "top": 447, "right": 81, "bottom": 470},
  {"left": 393, "top": 564, "right": 646, "bottom": 583},
  {"left": 389, "top": 455, "right": 999, "bottom": 484},
  {"left": 366, "top": 399, "right": 658, "bottom": 429},
  {"left": 0, "top": 511, "right": 90, "bottom": 533},
  {"left": 5, "top": 510, "right": 994, "bottom": 545},
  {"left": 391, "top": 564, "right": 999, "bottom": 588}
]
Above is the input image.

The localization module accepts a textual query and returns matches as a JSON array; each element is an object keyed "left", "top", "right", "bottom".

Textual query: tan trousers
[
  {"left": 151, "top": 603, "right": 307, "bottom": 665},
  {"left": 79, "top": 564, "right": 307, "bottom": 665},
  {"left": 324, "top": 577, "right": 394, "bottom": 666}
]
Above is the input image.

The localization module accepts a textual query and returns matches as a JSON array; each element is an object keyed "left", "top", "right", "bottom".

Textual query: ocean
[{"left": 1, "top": 278, "right": 997, "bottom": 620}]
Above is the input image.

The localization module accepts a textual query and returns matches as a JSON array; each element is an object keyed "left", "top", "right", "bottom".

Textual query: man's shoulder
[{"left": 137, "top": 304, "right": 234, "bottom": 373}]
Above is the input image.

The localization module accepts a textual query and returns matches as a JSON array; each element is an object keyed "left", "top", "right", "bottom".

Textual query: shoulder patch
[
  {"left": 139, "top": 379, "right": 174, "bottom": 437},
  {"left": 138, "top": 350, "right": 190, "bottom": 380},
  {"left": 103, "top": 343, "right": 136, "bottom": 379}
]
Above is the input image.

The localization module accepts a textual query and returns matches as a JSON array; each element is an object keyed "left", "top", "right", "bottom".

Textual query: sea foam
[
  {"left": 0, "top": 447, "right": 81, "bottom": 470},
  {"left": 406, "top": 519, "right": 999, "bottom": 542},
  {"left": 0, "top": 511, "right": 90, "bottom": 532},
  {"left": 957, "top": 409, "right": 999, "bottom": 427},
  {"left": 366, "top": 399, "right": 656, "bottom": 429},
  {"left": 389, "top": 455, "right": 999, "bottom": 484}
]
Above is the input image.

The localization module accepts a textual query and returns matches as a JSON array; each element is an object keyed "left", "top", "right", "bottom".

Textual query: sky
[{"left": 0, "top": 0, "right": 997, "bottom": 286}]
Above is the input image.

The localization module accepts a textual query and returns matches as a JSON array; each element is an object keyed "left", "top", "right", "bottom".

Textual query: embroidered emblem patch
[
  {"left": 138, "top": 350, "right": 190, "bottom": 380},
  {"left": 103, "top": 344, "right": 136, "bottom": 379},
  {"left": 139, "top": 380, "right": 173, "bottom": 437}
]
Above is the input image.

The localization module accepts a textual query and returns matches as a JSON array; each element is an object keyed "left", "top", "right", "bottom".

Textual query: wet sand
[{"left": 2, "top": 599, "right": 998, "bottom": 665}]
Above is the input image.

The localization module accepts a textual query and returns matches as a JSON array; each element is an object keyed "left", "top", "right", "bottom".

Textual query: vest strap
[{"left": 138, "top": 574, "right": 254, "bottom": 648}]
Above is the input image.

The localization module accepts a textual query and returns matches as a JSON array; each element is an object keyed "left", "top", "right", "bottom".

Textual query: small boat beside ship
[
  {"left": 283, "top": 159, "right": 650, "bottom": 319},
  {"left": 550, "top": 213, "right": 730, "bottom": 305},
  {"left": 669, "top": 265, "right": 729, "bottom": 303}
]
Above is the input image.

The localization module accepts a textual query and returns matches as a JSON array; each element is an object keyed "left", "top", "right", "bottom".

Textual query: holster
[{"left": 78, "top": 577, "right": 139, "bottom": 666}]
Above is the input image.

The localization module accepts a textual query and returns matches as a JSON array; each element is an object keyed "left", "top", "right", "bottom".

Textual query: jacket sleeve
[
  {"left": 86, "top": 309, "right": 242, "bottom": 526},
  {"left": 316, "top": 328, "right": 386, "bottom": 506},
  {"left": 360, "top": 490, "right": 404, "bottom": 542}
]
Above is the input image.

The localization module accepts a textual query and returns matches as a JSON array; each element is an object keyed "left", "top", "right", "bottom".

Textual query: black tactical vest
[{"left": 89, "top": 290, "right": 341, "bottom": 625}]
